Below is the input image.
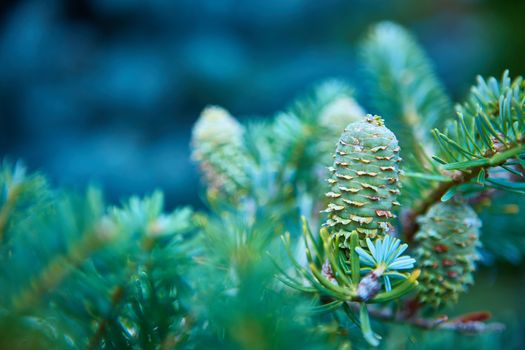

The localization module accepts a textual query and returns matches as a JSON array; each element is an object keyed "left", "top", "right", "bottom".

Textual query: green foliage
[
  {"left": 265, "top": 79, "right": 366, "bottom": 206},
  {"left": 432, "top": 72, "right": 525, "bottom": 188},
  {"left": 360, "top": 21, "right": 452, "bottom": 159},
  {"left": 276, "top": 216, "right": 418, "bottom": 346},
  {"left": 290, "top": 79, "right": 366, "bottom": 172},
  {"left": 276, "top": 219, "right": 417, "bottom": 304},
  {"left": 475, "top": 191, "right": 525, "bottom": 263},
  {"left": 68, "top": 193, "right": 197, "bottom": 349},
  {"left": 2, "top": 21, "right": 525, "bottom": 350},
  {"left": 190, "top": 211, "right": 330, "bottom": 350},
  {"left": 0, "top": 161, "right": 53, "bottom": 244},
  {"left": 0, "top": 162, "right": 198, "bottom": 349},
  {"left": 404, "top": 71, "right": 525, "bottom": 207}
]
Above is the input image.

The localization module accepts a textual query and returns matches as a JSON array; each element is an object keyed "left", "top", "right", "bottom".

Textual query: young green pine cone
[
  {"left": 191, "top": 106, "right": 250, "bottom": 199},
  {"left": 323, "top": 115, "right": 401, "bottom": 246},
  {"left": 413, "top": 201, "right": 481, "bottom": 308}
]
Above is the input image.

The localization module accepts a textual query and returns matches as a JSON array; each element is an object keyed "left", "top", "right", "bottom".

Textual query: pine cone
[
  {"left": 191, "top": 106, "right": 250, "bottom": 199},
  {"left": 413, "top": 201, "right": 482, "bottom": 308},
  {"left": 323, "top": 115, "right": 401, "bottom": 246}
]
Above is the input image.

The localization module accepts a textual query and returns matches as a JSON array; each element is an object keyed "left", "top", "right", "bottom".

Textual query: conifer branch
[
  {"left": 86, "top": 286, "right": 125, "bottom": 350},
  {"left": 2, "top": 21, "right": 524, "bottom": 349},
  {"left": 345, "top": 302, "right": 505, "bottom": 334},
  {"left": 404, "top": 141, "right": 525, "bottom": 242},
  {"left": 12, "top": 220, "right": 116, "bottom": 312},
  {"left": 0, "top": 163, "right": 50, "bottom": 245},
  {"left": 0, "top": 183, "right": 22, "bottom": 244},
  {"left": 403, "top": 168, "right": 479, "bottom": 242},
  {"left": 404, "top": 71, "right": 525, "bottom": 241},
  {"left": 85, "top": 195, "right": 196, "bottom": 349},
  {"left": 360, "top": 22, "right": 452, "bottom": 165}
]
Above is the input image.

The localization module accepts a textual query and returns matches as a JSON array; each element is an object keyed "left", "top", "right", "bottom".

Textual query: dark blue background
[{"left": 1, "top": 0, "right": 524, "bottom": 208}]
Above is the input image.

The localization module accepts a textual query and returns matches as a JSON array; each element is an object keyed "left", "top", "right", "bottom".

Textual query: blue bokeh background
[{"left": 1, "top": 0, "right": 524, "bottom": 208}]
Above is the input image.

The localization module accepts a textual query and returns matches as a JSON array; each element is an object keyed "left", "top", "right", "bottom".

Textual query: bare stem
[
  {"left": 86, "top": 286, "right": 125, "bottom": 350},
  {"left": 403, "top": 167, "right": 480, "bottom": 242},
  {"left": 345, "top": 302, "right": 505, "bottom": 334},
  {"left": 0, "top": 184, "right": 22, "bottom": 244}
]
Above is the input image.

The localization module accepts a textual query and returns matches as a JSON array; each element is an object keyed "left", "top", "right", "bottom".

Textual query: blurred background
[{"left": 1, "top": 0, "right": 524, "bottom": 208}]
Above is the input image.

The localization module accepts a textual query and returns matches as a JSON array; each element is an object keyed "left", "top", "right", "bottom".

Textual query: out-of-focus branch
[{"left": 346, "top": 302, "right": 505, "bottom": 334}]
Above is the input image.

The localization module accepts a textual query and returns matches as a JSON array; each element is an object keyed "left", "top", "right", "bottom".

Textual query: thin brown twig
[
  {"left": 0, "top": 184, "right": 22, "bottom": 244},
  {"left": 346, "top": 302, "right": 505, "bottom": 334},
  {"left": 87, "top": 286, "right": 125, "bottom": 350},
  {"left": 12, "top": 230, "right": 108, "bottom": 312},
  {"left": 403, "top": 167, "right": 481, "bottom": 242}
]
